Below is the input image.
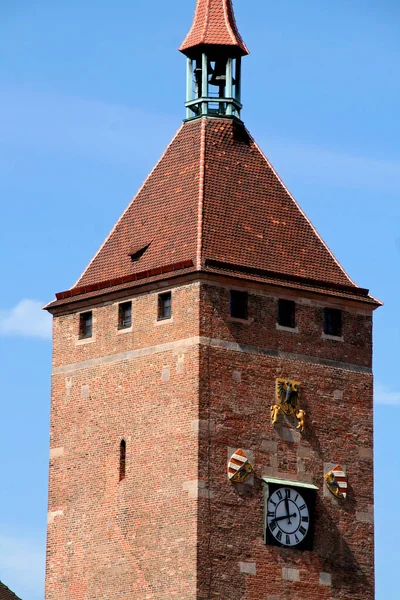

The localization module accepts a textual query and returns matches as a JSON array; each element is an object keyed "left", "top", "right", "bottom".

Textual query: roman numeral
[
  {"left": 276, "top": 530, "right": 282, "bottom": 541},
  {"left": 270, "top": 500, "right": 277, "bottom": 507},
  {"left": 270, "top": 520, "right": 277, "bottom": 532},
  {"left": 299, "top": 504, "right": 306, "bottom": 511},
  {"left": 294, "top": 494, "right": 299, "bottom": 502},
  {"left": 285, "top": 489, "right": 291, "bottom": 499},
  {"left": 299, "top": 526, "right": 307, "bottom": 536},
  {"left": 268, "top": 511, "right": 275, "bottom": 517},
  {"left": 295, "top": 534, "right": 300, "bottom": 543},
  {"left": 277, "top": 490, "right": 283, "bottom": 500},
  {"left": 302, "top": 516, "right": 309, "bottom": 523},
  {"left": 286, "top": 534, "right": 291, "bottom": 545}
]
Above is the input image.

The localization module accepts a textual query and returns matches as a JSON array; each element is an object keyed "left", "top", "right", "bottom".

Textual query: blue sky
[{"left": 0, "top": 1, "right": 399, "bottom": 598}]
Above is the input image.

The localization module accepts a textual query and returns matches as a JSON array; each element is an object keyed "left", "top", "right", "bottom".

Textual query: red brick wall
[
  {"left": 46, "top": 282, "right": 202, "bottom": 600},
  {"left": 45, "top": 278, "right": 374, "bottom": 599},
  {"left": 197, "top": 282, "right": 374, "bottom": 600},
  {"left": 199, "top": 282, "right": 372, "bottom": 368}
]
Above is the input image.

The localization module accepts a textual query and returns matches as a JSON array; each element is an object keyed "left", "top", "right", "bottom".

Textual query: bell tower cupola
[{"left": 179, "top": 0, "right": 249, "bottom": 120}]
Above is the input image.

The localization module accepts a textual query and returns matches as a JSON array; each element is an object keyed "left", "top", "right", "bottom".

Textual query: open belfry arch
[{"left": 44, "top": 1, "right": 380, "bottom": 599}]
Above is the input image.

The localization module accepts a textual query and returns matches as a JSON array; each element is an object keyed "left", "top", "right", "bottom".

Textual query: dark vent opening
[
  {"left": 278, "top": 299, "right": 296, "bottom": 328},
  {"left": 232, "top": 121, "right": 250, "bottom": 145},
  {"left": 230, "top": 290, "right": 248, "bottom": 319},
  {"left": 130, "top": 242, "right": 151, "bottom": 263}
]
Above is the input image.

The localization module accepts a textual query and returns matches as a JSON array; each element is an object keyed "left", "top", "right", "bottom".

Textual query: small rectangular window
[
  {"left": 230, "top": 290, "right": 248, "bottom": 320},
  {"left": 324, "top": 308, "right": 342, "bottom": 337},
  {"left": 278, "top": 299, "right": 295, "bottom": 328},
  {"left": 118, "top": 301, "right": 132, "bottom": 329},
  {"left": 79, "top": 311, "right": 92, "bottom": 339},
  {"left": 158, "top": 292, "right": 172, "bottom": 320}
]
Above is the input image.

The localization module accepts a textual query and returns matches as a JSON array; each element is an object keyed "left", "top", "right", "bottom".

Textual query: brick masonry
[{"left": 45, "top": 278, "right": 375, "bottom": 599}]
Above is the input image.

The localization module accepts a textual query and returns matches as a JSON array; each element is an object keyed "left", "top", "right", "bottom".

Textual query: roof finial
[{"left": 180, "top": 0, "right": 249, "bottom": 57}]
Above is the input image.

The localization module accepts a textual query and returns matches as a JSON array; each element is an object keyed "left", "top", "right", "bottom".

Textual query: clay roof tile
[
  {"left": 57, "top": 117, "right": 377, "bottom": 308},
  {"left": 180, "top": 0, "right": 249, "bottom": 56}
]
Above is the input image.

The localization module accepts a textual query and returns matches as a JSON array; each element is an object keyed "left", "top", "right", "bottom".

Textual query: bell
[{"left": 209, "top": 59, "right": 227, "bottom": 86}]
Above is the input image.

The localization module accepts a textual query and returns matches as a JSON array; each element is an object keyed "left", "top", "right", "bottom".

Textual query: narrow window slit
[{"left": 119, "top": 439, "right": 126, "bottom": 481}]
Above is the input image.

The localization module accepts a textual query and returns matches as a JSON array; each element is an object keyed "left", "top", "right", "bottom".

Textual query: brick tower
[{"left": 45, "top": 1, "right": 380, "bottom": 599}]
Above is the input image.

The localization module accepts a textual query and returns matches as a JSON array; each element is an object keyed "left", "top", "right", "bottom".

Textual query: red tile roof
[
  {"left": 74, "top": 120, "right": 203, "bottom": 288},
  {"left": 49, "top": 117, "right": 377, "bottom": 309},
  {"left": 180, "top": 0, "right": 249, "bottom": 57},
  {"left": 0, "top": 582, "right": 21, "bottom": 600},
  {"left": 200, "top": 119, "right": 355, "bottom": 288}
]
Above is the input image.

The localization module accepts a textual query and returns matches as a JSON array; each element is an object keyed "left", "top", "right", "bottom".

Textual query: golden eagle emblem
[
  {"left": 276, "top": 379, "right": 300, "bottom": 415},
  {"left": 270, "top": 379, "right": 306, "bottom": 433}
]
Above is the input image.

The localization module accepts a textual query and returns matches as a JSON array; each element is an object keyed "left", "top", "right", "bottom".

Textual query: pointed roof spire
[{"left": 180, "top": 0, "right": 249, "bottom": 57}]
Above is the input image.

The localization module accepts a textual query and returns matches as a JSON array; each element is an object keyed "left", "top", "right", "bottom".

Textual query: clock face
[{"left": 267, "top": 487, "right": 310, "bottom": 547}]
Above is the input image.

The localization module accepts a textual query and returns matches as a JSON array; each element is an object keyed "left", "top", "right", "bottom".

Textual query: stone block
[
  {"left": 297, "top": 445, "right": 312, "bottom": 458},
  {"left": 282, "top": 567, "right": 300, "bottom": 582},
  {"left": 232, "top": 370, "right": 242, "bottom": 382},
  {"left": 161, "top": 366, "right": 170, "bottom": 382},
  {"left": 261, "top": 439, "right": 278, "bottom": 453},
  {"left": 319, "top": 572, "right": 332, "bottom": 586},
  {"left": 356, "top": 511, "right": 373, "bottom": 524},
  {"left": 239, "top": 562, "right": 256, "bottom": 575},
  {"left": 50, "top": 447, "right": 64, "bottom": 459},
  {"left": 359, "top": 446, "right": 373, "bottom": 460}
]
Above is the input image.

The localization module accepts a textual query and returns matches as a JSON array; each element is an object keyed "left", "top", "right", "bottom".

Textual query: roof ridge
[
  {"left": 196, "top": 118, "right": 207, "bottom": 269},
  {"left": 246, "top": 126, "right": 358, "bottom": 289},
  {"left": 223, "top": 0, "right": 239, "bottom": 46},
  {"left": 0, "top": 581, "right": 21, "bottom": 600},
  {"left": 72, "top": 123, "right": 184, "bottom": 288},
  {"left": 202, "top": 0, "right": 211, "bottom": 43}
]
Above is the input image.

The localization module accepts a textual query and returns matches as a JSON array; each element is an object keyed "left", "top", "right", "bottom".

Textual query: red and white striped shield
[
  {"left": 324, "top": 464, "right": 347, "bottom": 499},
  {"left": 228, "top": 449, "right": 253, "bottom": 483}
]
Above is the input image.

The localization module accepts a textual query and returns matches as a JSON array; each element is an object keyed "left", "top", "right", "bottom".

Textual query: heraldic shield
[
  {"left": 275, "top": 379, "right": 300, "bottom": 416},
  {"left": 324, "top": 465, "right": 347, "bottom": 499},
  {"left": 227, "top": 449, "right": 253, "bottom": 483}
]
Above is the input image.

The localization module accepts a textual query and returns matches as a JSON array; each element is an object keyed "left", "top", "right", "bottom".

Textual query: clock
[{"left": 264, "top": 480, "right": 316, "bottom": 550}]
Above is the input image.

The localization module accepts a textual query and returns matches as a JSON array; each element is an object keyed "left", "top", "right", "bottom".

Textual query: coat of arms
[
  {"left": 227, "top": 449, "right": 253, "bottom": 483},
  {"left": 270, "top": 378, "right": 306, "bottom": 433},
  {"left": 324, "top": 465, "right": 347, "bottom": 499}
]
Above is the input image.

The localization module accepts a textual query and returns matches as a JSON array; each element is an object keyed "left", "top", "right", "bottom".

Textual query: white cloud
[
  {"left": 0, "top": 533, "right": 45, "bottom": 600},
  {"left": 374, "top": 381, "right": 400, "bottom": 406},
  {"left": 0, "top": 299, "right": 51, "bottom": 340}
]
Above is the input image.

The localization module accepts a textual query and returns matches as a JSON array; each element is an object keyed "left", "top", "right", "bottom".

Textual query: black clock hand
[
  {"left": 285, "top": 496, "right": 292, "bottom": 525},
  {"left": 271, "top": 513, "right": 296, "bottom": 523}
]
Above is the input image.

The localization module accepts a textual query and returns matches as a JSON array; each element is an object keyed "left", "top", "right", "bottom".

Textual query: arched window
[{"left": 119, "top": 439, "right": 126, "bottom": 481}]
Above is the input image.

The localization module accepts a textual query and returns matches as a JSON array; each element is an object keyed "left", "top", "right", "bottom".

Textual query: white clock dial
[{"left": 267, "top": 487, "right": 310, "bottom": 547}]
